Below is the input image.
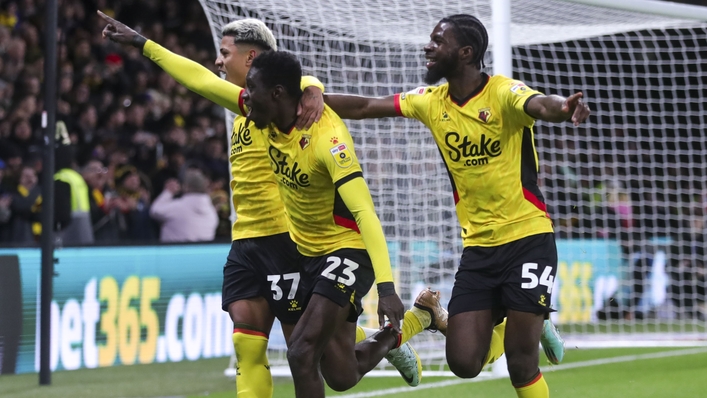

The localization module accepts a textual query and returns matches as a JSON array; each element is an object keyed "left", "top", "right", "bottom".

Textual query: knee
[
  {"left": 506, "top": 352, "right": 538, "bottom": 382},
  {"left": 286, "top": 340, "right": 316, "bottom": 373},
  {"left": 323, "top": 372, "right": 357, "bottom": 392},
  {"left": 446, "top": 351, "right": 484, "bottom": 379}
]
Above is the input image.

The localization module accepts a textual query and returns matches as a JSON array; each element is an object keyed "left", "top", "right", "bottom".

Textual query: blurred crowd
[
  {"left": 0, "top": 0, "right": 231, "bottom": 245},
  {"left": 537, "top": 127, "right": 706, "bottom": 320}
]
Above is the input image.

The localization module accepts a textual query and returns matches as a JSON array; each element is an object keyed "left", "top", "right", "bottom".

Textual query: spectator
[
  {"left": 149, "top": 169, "right": 217, "bottom": 243},
  {"left": 7, "top": 118, "right": 39, "bottom": 159},
  {"left": 209, "top": 185, "right": 231, "bottom": 239},
  {"left": 151, "top": 144, "right": 186, "bottom": 195},
  {"left": 0, "top": 145, "right": 23, "bottom": 193},
  {"left": 8, "top": 164, "right": 41, "bottom": 244},
  {"left": 113, "top": 164, "right": 153, "bottom": 241},
  {"left": 54, "top": 122, "right": 94, "bottom": 245},
  {"left": 200, "top": 135, "right": 229, "bottom": 185},
  {"left": 82, "top": 159, "right": 120, "bottom": 242},
  {"left": 0, "top": 159, "right": 12, "bottom": 242},
  {"left": 2, "top": 37, "right": 25, "bottom": 82},
  {"left": 0, "top": 3, "right": 19, "bottom": 30}
]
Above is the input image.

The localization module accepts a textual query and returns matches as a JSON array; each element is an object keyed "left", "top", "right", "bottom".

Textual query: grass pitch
[{"left": 1, "top": 347, "right": 706, "bottom": 398}]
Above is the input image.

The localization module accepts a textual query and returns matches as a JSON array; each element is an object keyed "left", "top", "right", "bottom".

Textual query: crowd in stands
[{"left": 0, "top": 0, "right": 231, "bottom": 245}]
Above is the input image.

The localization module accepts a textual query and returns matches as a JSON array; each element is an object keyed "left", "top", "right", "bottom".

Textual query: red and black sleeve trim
[
  {"left": 334, "top": 171, "right": 363, "bottom": 188},
  {"left": 332, "top": 173, "right": 364, "bottom": 233}
]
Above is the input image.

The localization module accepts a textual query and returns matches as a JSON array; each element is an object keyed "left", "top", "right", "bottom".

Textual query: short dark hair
[
  {"left": 440, "top": 14, "right": 488, "bottom": 69},
  {"left": 250, "top": 51, "right": 303, "bottom": 99}
]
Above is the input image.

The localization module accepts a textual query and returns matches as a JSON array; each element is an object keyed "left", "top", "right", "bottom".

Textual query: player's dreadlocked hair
[
  {"left": 251, "top": 51, "right": 303, "bottom": 99},
  {"left": 440, "top": 14, "right": 488, "bottom": 69}
]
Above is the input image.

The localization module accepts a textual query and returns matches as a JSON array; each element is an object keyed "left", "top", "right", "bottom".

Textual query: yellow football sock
[
  {"left": 484, "top": 318, "right": 506, "bottom": 365},
  {"left": 233, "top": 328, "right": 272, "bottom": 398},
  {"left": 400, "top": 309, "right": 428, "bottom": 346},
  {"left": 355, "top": 326, "right": 381, "bottom": 342},
  {"left": 358, "top": 311, "right": 427, "bottom": 348},
  {"left": 514, "top": 372, "right": 549, "bottom": 398}
]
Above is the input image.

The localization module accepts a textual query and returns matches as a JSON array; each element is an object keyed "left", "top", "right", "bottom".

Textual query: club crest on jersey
[
  {"left": 478, "top": 108, "right": 491, "bottom": 123},
  {"left": 330, "top": 143, "right": 353, "bottom": 168},
  {"left": 510, "top": 83, "right": 529, "bottom": 95},
  {"left": 299, "top": 134, "right": 311, "bottom": 150},
  {"left": 330, "top": 136, "right": 339, "bottom": 145}
]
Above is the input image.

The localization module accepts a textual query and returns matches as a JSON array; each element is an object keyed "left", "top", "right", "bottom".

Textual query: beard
[
  {"left": 423, "top": 67, "right": 445, "bottom": 85},
  {"left": 423, "top": 52, "right": 458, "bottom": 85}
]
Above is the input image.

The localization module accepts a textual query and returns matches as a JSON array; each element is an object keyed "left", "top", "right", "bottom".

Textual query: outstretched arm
[
  {"left": 324, "top": 94, "right": 400, "bottom": 120},
  {"left": 525, "top": 92, "right": 591, "bottom": 126},
  {"left": 98, "top": 10, "right": 245, "bottom": 115}
]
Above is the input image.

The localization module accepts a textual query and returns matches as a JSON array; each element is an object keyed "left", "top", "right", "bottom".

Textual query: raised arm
[
  {"left": 525, "top": 92, "right": 591, "bottom": 126},
  {"left": 336, "top": 175, "right": 405, "bottom": 331},
  {"left": 324, "top": 94, "right": 400, "bottom": 120},
  {"left": 98, "top": 10, "right": 245, "bottom": 115}
]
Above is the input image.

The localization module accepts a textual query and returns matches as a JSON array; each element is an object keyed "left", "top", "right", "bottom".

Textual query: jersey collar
[
  {"left": 271, "top": 120, "right": 298, "bottom": 136},
  {"left": 449, "top": 73, "right": 490, "bottom": 107}
]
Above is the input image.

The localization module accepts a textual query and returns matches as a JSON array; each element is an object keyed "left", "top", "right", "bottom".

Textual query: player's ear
[
  {"left": 245, "top": 49, "right": 257, "bottom": 67},
  {"left": 271, "top": 85, "right": 285, "bottom": 100},
  {"left": 459, "top": 45, "right": 474, "bottom": 64}
]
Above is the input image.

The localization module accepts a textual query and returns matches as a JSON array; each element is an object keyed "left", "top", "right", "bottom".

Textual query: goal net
[{"left": 197, "top": 0, "right": 707, "bottom": 373}]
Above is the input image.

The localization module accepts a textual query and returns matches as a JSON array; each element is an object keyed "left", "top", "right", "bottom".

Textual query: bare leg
[
  {"left": 227, "top": 297, "right": 275, "bottom": 332},
  {"left": 287, "top": 293, "right": 350, "bottom": 398},
  {"left": 320, "top": 323, "right": 398, "bottom": 391},
  {"left": 445, "top": 308, "right": 503, "bottom": 378},
  {"left": 504, "top": 309, "right": 544, "bottom": 384}
]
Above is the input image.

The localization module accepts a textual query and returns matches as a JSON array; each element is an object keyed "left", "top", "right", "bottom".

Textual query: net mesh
[{"left": 197, "top": 0, "right": 707, "bottom": 368}]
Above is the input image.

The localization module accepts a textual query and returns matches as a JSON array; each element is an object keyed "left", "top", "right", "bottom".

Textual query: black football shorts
[
  {"left": 449, "top": 232, "right": 558, "bottom": 316},
  {"left": 222, "top": 232, "right": 307, "bottom": 324}
]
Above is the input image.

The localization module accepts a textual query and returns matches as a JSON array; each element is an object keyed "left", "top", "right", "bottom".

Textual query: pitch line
[{"left": 336, "top": 347, "right": 707, "bottom": 398}]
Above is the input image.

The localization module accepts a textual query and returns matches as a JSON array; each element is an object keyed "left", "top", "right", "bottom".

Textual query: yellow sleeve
[
  {"left": 337, "top": 178, "right": 394, "bottom": 285},
  {"left": 142, "top": 40, "right": 246, "bottom": 116},
  {"left": 497, "top": 77, "right": 544, "bottom": 127},
  {"left": 301, "top": 75, "right": 324, "bottom": 92},
  {"left": 393, "top": 86, "right": 434, "bottom": 125},
  {"left": 317, "top": 114, "right": 394, "bottom": 285}
]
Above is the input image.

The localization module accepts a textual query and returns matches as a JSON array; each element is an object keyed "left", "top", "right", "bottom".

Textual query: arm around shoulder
[{"left": 324, "top": 94, "right": 400, "bottom": 120}]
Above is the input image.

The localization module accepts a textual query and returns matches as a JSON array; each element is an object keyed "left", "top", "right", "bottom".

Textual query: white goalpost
[{"left": 196, "top": 0, "right": 707, "bottom": 377}]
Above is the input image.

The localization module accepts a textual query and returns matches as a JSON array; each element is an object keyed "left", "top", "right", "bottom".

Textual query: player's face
[
  {"left": 423, "top": 22, "right": 460, "bottom": 84},
  {"left": 242, "top": 68, "right": 275, "bottom": 129},
  {"left": 215, "top": 36, "right": 251, "bottom": 86}
]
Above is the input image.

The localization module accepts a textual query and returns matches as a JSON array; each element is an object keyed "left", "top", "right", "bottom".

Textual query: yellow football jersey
[
  {"left": 395, "top": 74, "right": 554, "bottom": 247},
  {"left": 264, "top": 106, "right": 368, "bottom": 256},
  {"left": 228, "top": 106, "right": 290, "bottom": 240}
]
